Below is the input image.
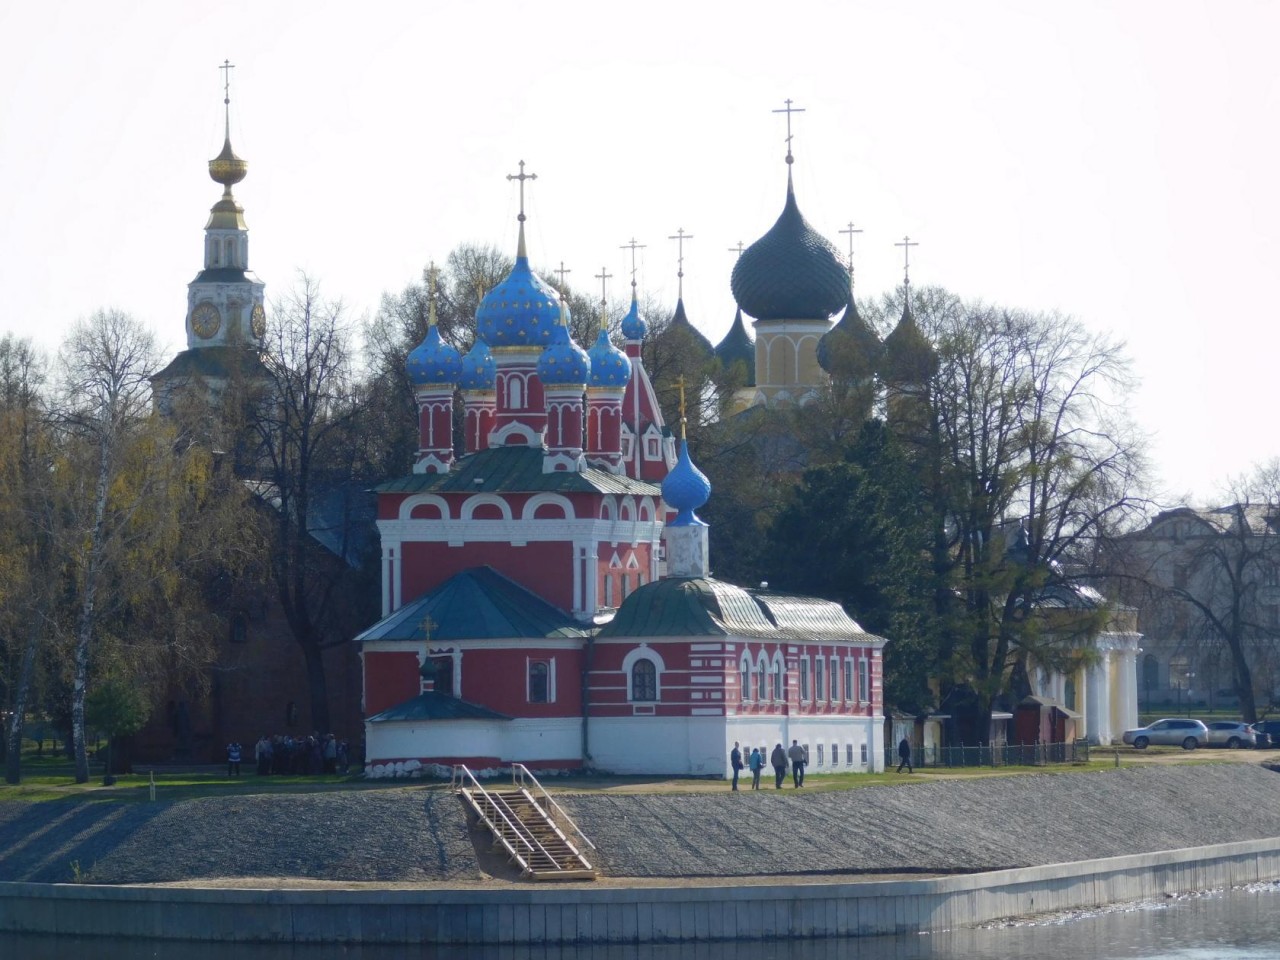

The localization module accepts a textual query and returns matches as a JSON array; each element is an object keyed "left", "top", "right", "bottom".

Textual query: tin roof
[
  {"left": 597, "top": 576, "right": 880, "bottom": 643},
  {"left": 354, "top": 566, "right": 589, "bottom": 643},
  {"left": 366, "top": 692, "right": 511, "bottom": 723}
]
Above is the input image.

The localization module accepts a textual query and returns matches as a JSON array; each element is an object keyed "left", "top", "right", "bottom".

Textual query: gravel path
[{"left": 1, "top": 764, "right": 1278, "bottom": 885}]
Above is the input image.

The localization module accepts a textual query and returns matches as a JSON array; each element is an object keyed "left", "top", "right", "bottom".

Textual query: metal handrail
[
  {"left": 510, "top": 762, "right": 597, "bottom": 852},
  {"left": 451, "top": 764, "right": 578, "bottom": 874}
]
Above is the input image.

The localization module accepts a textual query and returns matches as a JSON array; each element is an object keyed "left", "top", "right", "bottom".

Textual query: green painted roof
[
  {"left": 353, "top": 566, "right": 589, "bottom": 643},
  {"left": 376, "top": 445, "right": 661, "bottom": 496},
  {"left": 597, "top": 577, "right": 881, "bottom": 643},
  {"left": 367, "top": 692, "right": 511, "bottom": 723}
]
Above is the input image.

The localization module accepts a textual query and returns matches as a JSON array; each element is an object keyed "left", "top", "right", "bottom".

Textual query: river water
[{"left": 3, "top": 883, "right": 1279, "bottom": 959}]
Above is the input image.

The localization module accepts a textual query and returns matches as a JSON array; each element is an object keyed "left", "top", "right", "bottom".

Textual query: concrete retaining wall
[{"left": 2, "top": 837, "right": 1279, "bottom": 945}]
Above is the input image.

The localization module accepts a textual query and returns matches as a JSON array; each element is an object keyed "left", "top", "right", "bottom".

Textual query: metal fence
[{"left": 906, "top": 739, "right": 1091, "bottom": 769}]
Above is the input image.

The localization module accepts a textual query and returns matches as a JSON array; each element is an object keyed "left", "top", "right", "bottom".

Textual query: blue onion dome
[
  {"left": 881, "top": 294, "right": 938, "bottom": 384},
  {"left": 730, "top": 184, "right": 850, "bottom": 321},
  {"left": 817, "top": 296, "right": 883, "bottom": 377},
  {"left": 588, "top": 326, "right": 632, "bottom": 388},
  {"left": 713, "top": 307, "right": 755, "bottom": 386},
  {"left": 458, "top": 338, "right": 496, "bottom": 391},
  {"left": 662, "top": 438, "right": 711, "bottom": 527},
  {"left": 620, "top": 294, "right": 647, "bottom": 340},
  {"left": 406, "top": 326, "right": 463, "bottom": 386},
  {"left": 536, "top": 320, "right": 590, "bottom": 386},
  {"left": 475, "top": 255, "right": 563, "bottom": 348}
]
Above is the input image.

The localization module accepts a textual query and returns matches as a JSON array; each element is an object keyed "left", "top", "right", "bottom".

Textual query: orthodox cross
[
  {"left": 554, "top": 261, "right": 571, "bottom": 292},
  {"left": 595, "top": 266, "right": 613, "bottom": 329},
  {"left": 668, "top": 228, "right": 693, "bottom": 299},
  {"left": 895, "top": 235, "right": 919, "bottom": 285},
  {"left": 506, "top": 160, "right": 537, "bottom": 222},
  {"left": 676, "top": 374, "right": 688, "bottom": 440},
  {"left": 727, "top": 241, "right": 745, "bottom": 259},
  {"left": 220, "top": 59, "right": 235, "bottom": 106},
  {"left": 619, "top": 238, "right": 646, "bottom": 292},
  {"left": 772, "top": 98, "right": 805, "bottom": 164},
  {"left": 419, "top": 614, "right": 436, "bottom": 642},
  {"left": 840, "top": 222, "right": 863, "bottom": 287}
]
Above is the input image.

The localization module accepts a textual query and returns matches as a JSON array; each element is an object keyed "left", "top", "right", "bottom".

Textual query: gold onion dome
[{"left": 209, "top": 135, "right": 248, "bottom": 188}]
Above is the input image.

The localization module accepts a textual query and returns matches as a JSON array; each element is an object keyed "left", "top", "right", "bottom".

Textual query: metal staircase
[{"left": 452, "top": 763, "right": 598, "bottom": 881}]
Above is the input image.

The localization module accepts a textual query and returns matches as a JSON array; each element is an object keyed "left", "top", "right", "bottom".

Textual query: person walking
[
  {"left": 729, "top": 741, "right": 743, "bottom": 791},
  {"left": 788, "top": 739, "right": 807, "bottom": 787},
  {"left": 897, "top": 736, "right": 913, "bottom": 774},
  {"left": 748, "top": 747, "right": 764, "bottom": 790},
  {"left": 770, "top": 743, "right": 788, "bottom": 789}
]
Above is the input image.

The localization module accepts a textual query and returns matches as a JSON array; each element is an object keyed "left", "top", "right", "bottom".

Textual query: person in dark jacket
[
  {"left": 748, "top": 747, "right": 765, "bottom": 790},
  {"left": 897, "top": 736, "right": 913, "bottom": 774},
  {"left": 729, "top": 741, "right": 743, "bottom": 791},
  {"left": 770, "top": 743, "right": 788, "bottom": 789},
  {"left": 787, "top": 739, "right": 807, "bottom": 787}
]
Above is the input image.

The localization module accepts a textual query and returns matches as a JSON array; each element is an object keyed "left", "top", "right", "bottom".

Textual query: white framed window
[
  {"left": 830, "top": 743, "right": 839, "bottom": 766},
  {"left": 847, "top": 743, "right": 854, "bottom": 765},
  {"left": 799, "top": 657, "right": 810, "bottom": 701},
  {"left": 771, "top": 652, "right": 784, "bottom": 701},
  {"left": 527, "top": 659, "right": 554, "bottom": 703},
  {"left": 630, "top": 659, "right": 657, "bottom": 702},
  {"left": 816, "top": 744, "right": 824, "bottom": 767},
  {"left": 740, "top": 656, "right": 751, "bottom": 702},
  {"left": 860, "top": 743, "right": 868, "bottom": 765},
  {"left": 756, "top": 660, "right": 767, "bottom": 704},
  {"left": 859, "top": 659, "right": 870, "bottom": 703},
  {"left": 815, "top": 657, "right": 825, "bottom": 702},
  {"left": 829, "top": 657, "right": 838, "bottom": 703},
  {"left": 843, "top": 659, "right": 854, "bottom": 702}
]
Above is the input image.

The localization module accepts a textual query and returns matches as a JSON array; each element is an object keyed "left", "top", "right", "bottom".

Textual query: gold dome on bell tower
[{"left": 206, "top": 59, "right": 248, "bottom": 230}]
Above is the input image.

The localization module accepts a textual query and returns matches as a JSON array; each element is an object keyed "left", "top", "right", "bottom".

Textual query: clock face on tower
[
  {"left": 251, "top": 303, "right": 266, "bottom": 338},
  {"left": 191, "top": 301, "right": 221, "bottom": 339}
]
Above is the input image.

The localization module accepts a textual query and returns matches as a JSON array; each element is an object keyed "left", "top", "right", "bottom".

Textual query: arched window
[
  {"left": 528, "top": 661, "right": 549, "bottom": 703},
  {"left": 508, "top": 376, "right": 523, "bottom": 409},
  {"left": 772, "top": 662, "right": 783, "bottom": 701},
  {"left": 740, "top": 658, "right": 750, "bottom": 702},
  {"left": 631, "top": 659, "right": 657, "bottom": 702},
  {"left": 756, "top": 661, "right": 767, "bottom": 704}
]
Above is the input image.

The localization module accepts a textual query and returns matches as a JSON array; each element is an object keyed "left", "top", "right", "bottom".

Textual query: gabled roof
[
  {"left": 375, "top": 445, "right": 660, "bottom": 497},
  {"left": 367, "top": 692, "right": 511, "bottom": 723},
  {"left": 354, "top": 566, "right": 589, "bottom": 643},
  {"left": 597, "top": 576, "right": 879, "bottom": 643}
]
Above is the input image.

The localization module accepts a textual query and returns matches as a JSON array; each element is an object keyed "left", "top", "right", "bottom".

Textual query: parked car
[
  {"left": 1251, "top": 720, "right": 1280, "bottom": 748},
  {"left": 1204, "top": 720, "right": 1257, "bottom": 749},
  {"left": 1121, "top": 718, "right": 1209, "bottom": 749}
]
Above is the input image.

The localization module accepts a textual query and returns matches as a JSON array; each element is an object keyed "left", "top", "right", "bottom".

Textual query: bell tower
[{"left": 185, "top": 60, "right": 266, "bottom": 352}]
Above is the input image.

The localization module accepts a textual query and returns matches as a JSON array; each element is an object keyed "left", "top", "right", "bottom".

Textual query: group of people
[
  {"left": 729, "top": 740, "right": 809, "bottom": 790},
  {"left": 225, "top": 734, "right": 351, "bottom": 776}
]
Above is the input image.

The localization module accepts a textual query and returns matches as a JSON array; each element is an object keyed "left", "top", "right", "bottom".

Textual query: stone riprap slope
[{"left": 0, "top": 765, "right": 1278, "bottom": 885}]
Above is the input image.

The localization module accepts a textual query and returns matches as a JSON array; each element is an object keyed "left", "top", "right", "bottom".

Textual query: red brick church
[{"left": 357, "top": 171, "right": 889, "bottom": 778}]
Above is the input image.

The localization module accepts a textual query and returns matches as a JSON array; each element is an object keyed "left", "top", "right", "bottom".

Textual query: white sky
[{"left": 2, "top": 1, "right": 1277, "bottom": 506}]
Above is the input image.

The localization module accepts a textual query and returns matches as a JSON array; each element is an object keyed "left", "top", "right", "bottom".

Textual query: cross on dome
[
  {"left": 840, "top": 222, "right": 863, "bottom": 289},
  {"left": 619, "top": 238, "right": 646, "bottom": 293},
  {"left": 595, "top": 266, "right": 613, "bottom": 329},
  {"left": 772, "top": 98, "right": 805, "bottom": 166},
  {"left": 895, "top": 235, "right": 920, "bottom": 286},
  {"left": 506, "top": 160, "right": 537, "bottom": 223},
  {"left": 668, "top": 228, "right": 694, "bottom": 299},
  {"left": 728, "top": 241, "right": 745, "bottom": 259},
  {"left": 554, "top": 261, "right": 571, "bottom": 291}
]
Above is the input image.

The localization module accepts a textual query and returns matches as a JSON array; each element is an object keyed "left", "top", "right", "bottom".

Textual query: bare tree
[{"left": 254, "top": 275, "right": 360, "bottom": 736}]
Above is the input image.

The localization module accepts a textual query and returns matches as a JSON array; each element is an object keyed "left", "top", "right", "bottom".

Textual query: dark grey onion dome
[
  {"left": 663, "top": 298, "right": 714, "bottom": 356},
  {"left": 817, "top": 297, "right": 882, "bottom": 377},
  {"left": 730, "top": 185, "right": 850, "bottom": 321},
  {"left": 881, "top": 296, "right": 938, "bottom": 384},
  {"left": 714, "top": 307, "right": 755, "bottom": 386}
]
